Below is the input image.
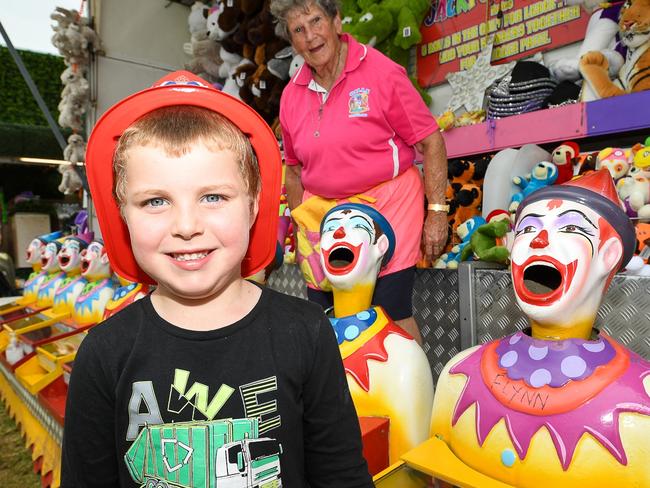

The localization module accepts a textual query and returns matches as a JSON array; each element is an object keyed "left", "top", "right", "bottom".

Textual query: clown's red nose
[
  {"left": 530, "top": 230, "right": 549, "bottom": 249},
  {"left": 333, "top": 227, "right": 346, "bottom": 239}
]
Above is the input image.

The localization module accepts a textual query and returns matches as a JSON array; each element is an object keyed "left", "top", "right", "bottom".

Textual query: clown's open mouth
[
  {"left": 81, "top": 259, "right": 90, "bottom": 273},
  {"left": 513, "top": 256, "right": 577, "bottom": 306},
  {"left": 523, "top": 263, "right": 562, "bottom": 294},
  {"left": 322, "top": 243, "right": 360, "bottom": 275},
  {"left": 59, "top": 255, "right": 71, "bottom": 267}
]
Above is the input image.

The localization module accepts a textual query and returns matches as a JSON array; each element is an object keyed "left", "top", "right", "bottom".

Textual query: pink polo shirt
[{"left": 279, "top": 33, "right": 438, "bottom": 199}]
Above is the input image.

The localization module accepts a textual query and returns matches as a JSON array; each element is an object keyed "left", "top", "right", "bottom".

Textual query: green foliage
[
  {"left": 0, "top": 47, "right": 65, "bottom": 126},
  {"left": 0, "top": 122, "right": 67, "bottom": 158}
]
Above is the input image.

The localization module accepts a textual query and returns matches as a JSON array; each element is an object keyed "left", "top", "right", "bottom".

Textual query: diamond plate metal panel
[
  {"left": 267, "top": 265, "right": 461, "bottom": 383},
  {"left": 267, "top": 264, "right": 308, "bottom": 300},
  {"left": 471, "top": 265, "right": 650, "bottom": 359},
  {"left": 414, "top": 269, "right": 461, "bottom": 382}
]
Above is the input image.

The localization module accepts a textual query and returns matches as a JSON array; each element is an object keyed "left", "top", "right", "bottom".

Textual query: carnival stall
[{"left": 2, "top": 0, "right": 650, "bottom": 485}]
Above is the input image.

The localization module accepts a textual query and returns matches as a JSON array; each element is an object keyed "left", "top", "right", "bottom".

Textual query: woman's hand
[{"left": 422, "top": 210, "right": 448, "bottom": 264}]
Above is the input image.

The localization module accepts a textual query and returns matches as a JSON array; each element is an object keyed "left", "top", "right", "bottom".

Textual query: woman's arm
[
  {"left": 285, "top": 164, "right": 305, "bottom": 211},
  {"left": 418, "top": 130, "right": 449, "bottom": 263}
]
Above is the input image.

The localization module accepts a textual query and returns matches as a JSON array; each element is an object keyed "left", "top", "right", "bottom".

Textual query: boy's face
[{"left": 121, "top": 142, "right": 258, "bottom": 301}]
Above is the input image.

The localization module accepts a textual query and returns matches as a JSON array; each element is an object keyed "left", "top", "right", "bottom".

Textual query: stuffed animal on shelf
[
  {"left": 577, "top": 150, "right": 599, "bottom": 175},
  {"left": 63, "top": 134, "right": 86, "bottom": 164},
  {"left": 509, "top": 161, "right": 558, "bottom": 213},
  {"left": 460, "top": 212, "right": 511, "bottom": 264},
  {"left": 551, "top": 141, "right": 579, "bottom": 184},
  {"left": 579, "top": 0, "right": 650, "bottom": 99},
  {"left": 435, "top": 216, "right": 486, "bottom": 269},
  {"left": 596, "top": 147, "right": 630, "bottom": 181},
  {"left": 58, "top": 163, "right": 83, "bottom": 195},
  {"left": 207, "top": 1, "right": 239, "bottom": 42},
  {"left": 631, "top": 136, "right": 650, "bottom": 172},
  {"left": 616, "top": 173, "right": 650, "bottom": 219},
  {"left": 548, "top": 0, "right": 623, "bottom": 84},
  {"left": 345, "top": 4, "right": 393, "bottom": 46}
]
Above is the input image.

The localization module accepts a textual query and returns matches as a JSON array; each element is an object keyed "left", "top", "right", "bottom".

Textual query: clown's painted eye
[
  {"left": 560, "top": 224, "right": 594, "bottom": 236},
  {"left": 516, "top": 225, "right": 536, "bottom": 235}
]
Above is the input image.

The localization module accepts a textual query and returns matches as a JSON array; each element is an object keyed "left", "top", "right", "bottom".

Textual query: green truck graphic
[{"left": 125, "top": 418, "right": 282, "bottom": 488}]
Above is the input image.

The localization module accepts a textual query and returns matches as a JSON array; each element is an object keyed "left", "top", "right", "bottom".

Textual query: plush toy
[
  {"left": 250, "top": 64, "right": 285, "bottom": 124},
  {"left": 435, "top": 216, "right": 486, "bottom": 269},
  {"left": 63, "top": 134, "right": 86, "bottom": 164},
  {"left": 579, "top": 0, "right": 650, "bottom": 99},
  {"left": 616, "top": 173, "right": 650, "bottom": 219},
  {"left": 51, "top": 6, "right": 101, "bottom": 134},
  {"left": 345, "top": 4, "right": 393, "bottom": 46},
  {"left": 445, "top": 157, "right": 490, "bottom": 251},
  {"left": 220, "top": 57, "right": 250, "bottom": 99},
  {"left": 623, "top": 255, "right": 650, "bottom": 276},
  {"left": 380, "top": 0, "right": 429, "bottom": 50},
  {"left": 551, "top": 141, "right": 579, "bottom": 184},
  {"left": 509, "top": 161, "right": 558, "bottom": 212},
  {"left": 452, "top": 183, "right": 483, "bottom": 234},
  {"left": 577, "top": 150, "right": 598, "bottom": 175},
  {"left": 207, "top": 1, "right": 239, "bottom": 41},
  {"left": 548, "top": 0, "right": 623, "bottom": 84},
  {"left": 58, "top": 163, "right": 83, "bottom": 195},
  {"left": 60, "top": 66, "right": 89, "bottom": 110},
  {"left": 50, "top": 7, "right": 102, "bottom": 67},
  {"left": 184, "top": 38, "right": 222, "bottom": 82},
  {"left": 188, "top": 1, "right": 210, "bottom": 41},
  {"left": 460, "top": 214, "right": 511, "bottom": 264},
  {"left": 596, "top": 147, "right": 630, "bottom": 181},
  {"left": 631, "top": 137, "right": 650, "bottom": 171},
  {"left": 246, "top": 0, "right": 277, "bottom": 49},
  {"left": 233, "top": 60, "right": 258, "bottom": 105},
  {"left": 58, "top": 99, "right": 86, "bottom": 132}
]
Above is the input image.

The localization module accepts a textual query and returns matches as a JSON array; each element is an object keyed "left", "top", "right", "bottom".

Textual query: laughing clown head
[
  {"left": 58, "top": 232, "right": 94, "bottom": 275},
  {"left": 81, "top": 240, "right": 112, "bottom": 282},
  {"left": 319, "top": 204, "right": 395, "bottom": 317},
  {"left": 512, "top": 169, "right": 636, "bottom": 340}
]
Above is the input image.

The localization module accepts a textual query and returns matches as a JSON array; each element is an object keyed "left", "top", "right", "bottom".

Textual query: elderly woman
[{"left": 271, "top": 0, "right": 448, "bottom": 343}]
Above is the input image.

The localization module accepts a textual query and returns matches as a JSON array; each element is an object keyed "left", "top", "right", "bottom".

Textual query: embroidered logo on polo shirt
[{"left": 348, "top": 88, "right": 370, "bottom": 117}]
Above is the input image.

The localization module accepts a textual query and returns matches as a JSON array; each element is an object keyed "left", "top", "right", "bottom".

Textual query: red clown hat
[
  {"left": 516, "top": 169, "right": 636, "bottom": 269},
  {"left": 85, "top": 71, "right": 282, "bottom": 284}
]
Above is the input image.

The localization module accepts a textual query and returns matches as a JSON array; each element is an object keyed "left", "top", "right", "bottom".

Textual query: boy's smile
[{"left": 122, "top": 142, "right": 258, "bottom": 303}]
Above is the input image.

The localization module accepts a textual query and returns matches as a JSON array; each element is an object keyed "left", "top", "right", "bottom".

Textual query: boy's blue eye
[
  {"left": 203, "top": 194, "right": 222, "bottom": 203},
  {"left": 147, "top": 198, "right": 166, "bottom": 207}
]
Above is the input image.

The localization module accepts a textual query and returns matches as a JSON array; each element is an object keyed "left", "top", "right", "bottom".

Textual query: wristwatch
[{"left": 427, "top": 203, "right": 450, "bottom": 212}]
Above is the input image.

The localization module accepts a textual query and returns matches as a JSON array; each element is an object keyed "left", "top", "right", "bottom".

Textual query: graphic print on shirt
[
  {"left": 348, "top": 88, "right": 370, "bottom": 117},
  {"left": 124, "top": 369, "right": 283, "bottom": 487}
]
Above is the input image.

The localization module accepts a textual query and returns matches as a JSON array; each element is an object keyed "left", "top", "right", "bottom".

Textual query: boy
[{"left": 61, "top": 71, "right": 373, "bottom": 487}]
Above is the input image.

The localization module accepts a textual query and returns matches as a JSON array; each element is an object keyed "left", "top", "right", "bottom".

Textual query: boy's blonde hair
[{"left": 112, "top": 105, "right": 261, "bottom": 209}]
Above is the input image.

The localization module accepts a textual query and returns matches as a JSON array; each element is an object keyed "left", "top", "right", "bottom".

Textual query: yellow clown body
[
  {"left": 320, "top": 203, "right": 434, "bottom": 466},
  {"left": 428, "top": 171, "right": 650, "bottom": 487},
  {"left": 338, "top": 306, "right": 434, "bottom": 464}
]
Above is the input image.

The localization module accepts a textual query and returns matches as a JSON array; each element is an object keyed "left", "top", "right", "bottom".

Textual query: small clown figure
[
  {"left": 19, "top": 231, "right": 63, "bottom": 306},
  {"left": 34, "top": 238, "right": 68, "bottom": 308},
  {"left": 430, "top": 170, "right": 650, "bottom": 487},
  {"left": 71, "top": 240, "right": 116, "bottom": 326},
  {"left": 51, "top": 232, "right": 93, "bottom": 315},
  {"left": 319, "top": 203, "right": 434, "bottom": 465},
  {"left": 102, "top": 274, "right": 149, "bottom": 320}
]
